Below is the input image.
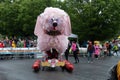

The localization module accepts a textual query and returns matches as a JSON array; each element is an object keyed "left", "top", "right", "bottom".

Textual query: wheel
[
  {"left": 42, "top": 67, "right": 45, "bottom": 71},
  {"left": 61, "top": 66, "right": 65, "bottom": 72},
  {"left": 34, "top": 68, "right": 40, "bottom": 72}
]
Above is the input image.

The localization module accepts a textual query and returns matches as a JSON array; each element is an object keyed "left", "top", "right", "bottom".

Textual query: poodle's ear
[
  {"left": 63, "top": 15, "right": 71, "bottom": 36},
  {"left": 34, "top": 16, "right": 44, "bottom": 36}
]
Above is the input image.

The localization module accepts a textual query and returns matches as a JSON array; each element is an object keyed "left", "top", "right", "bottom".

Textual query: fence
[
  {"left": 0, "top": 47, "right": 41, "bottom": 60},
  {"left": 0, "top": 47, "right": 88, "bottom": 60}
]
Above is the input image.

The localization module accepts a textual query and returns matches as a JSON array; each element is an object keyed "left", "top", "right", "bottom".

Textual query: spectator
[
  {"left": 17, "top": 39, "right": 24, "bottom": 47},
  {"left": 112, "top": 44, "right": 118, "bottom": 56},
  {"left": 94, "top": 43, "right": 100, "bottom": 59},
  {"left": 71, "top": 41, "right": 79, "bottom": 64},
  {"left": 87, "top": 41, "right": 95, "bottom": 63},
  {"left": 102, "top": 44, "right": 108, "bottom": 57},
  {"left": 117, "top": 42, "right": 120, "bottom": 53},
  {"left": 26, "top": 39, "right": 30, "bottom": 47},
  {"left": 108, "top": 42, "right": 112, "bottom": 56},
  {"left": 105, "top": 42, "right": 112, "bottom": 56},
  {"left": 64, "top": 41, "right": 71, "bottom": 61},
  {"left": 0, "top": 41, "right": 4, "bottom": 48},
  {"left": 11, "top": 40, "right": 16, "bottom": 48}
]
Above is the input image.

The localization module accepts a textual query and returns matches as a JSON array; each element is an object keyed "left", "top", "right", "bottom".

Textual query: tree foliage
[
  {"left": 0, "top": 0, "right": 49, "bottom": 36},
  {"left": 0, "top": 0, "right": 120, "bottom": 41},
  {"left": 64, "top": 0, "right": 120, "bottom": 41}
]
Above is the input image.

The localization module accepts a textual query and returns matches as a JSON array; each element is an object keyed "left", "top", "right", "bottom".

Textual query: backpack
[{"left": 71, "top": 43, "right": 77, "bottom": 51}]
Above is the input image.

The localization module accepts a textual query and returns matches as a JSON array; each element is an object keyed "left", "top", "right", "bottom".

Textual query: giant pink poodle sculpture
[{"left": 34, "top": 7, "right": 71, "bottom": 58}]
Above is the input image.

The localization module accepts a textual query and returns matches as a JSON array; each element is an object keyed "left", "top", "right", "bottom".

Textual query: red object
[
  {"left": 0, "top": 42, "right": 4, "bottom": 48},
  {"left": 46, "top": 49, "right": 59, "bottom": 59},
  {"left": 32, "top": 60, "right": 41, "bottom": 71},
  {"left": 64, "top": 60, "right": 74, "bottom": 72}
]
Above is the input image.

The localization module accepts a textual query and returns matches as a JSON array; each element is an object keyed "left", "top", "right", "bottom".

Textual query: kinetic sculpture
[
  {"left": 33, "top": 7, "right": 73, "bottom": 72},
  {"left": 34, "top": 7, "right": 71, "bottom": 55}
]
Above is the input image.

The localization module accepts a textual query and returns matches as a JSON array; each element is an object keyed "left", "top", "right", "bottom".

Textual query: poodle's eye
[
  {"left": 51, "top": 18, "right": 54, "bottom": 21},
  {"left": 48, "top": 19, "right": 53, "bottom": 23}
]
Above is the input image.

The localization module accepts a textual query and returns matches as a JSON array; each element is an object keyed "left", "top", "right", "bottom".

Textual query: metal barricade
[{"left": 0, "top": 47, "right": 40, "bottom": 60}]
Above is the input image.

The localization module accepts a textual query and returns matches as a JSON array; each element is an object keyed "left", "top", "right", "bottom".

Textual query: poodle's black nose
[{"left": 53, "top": 22, "right": 57, "bottom": 27}]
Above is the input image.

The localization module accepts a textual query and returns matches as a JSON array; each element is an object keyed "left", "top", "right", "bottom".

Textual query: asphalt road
[{"left": 0, "top": 55, "right": 120, "bottom": 80}]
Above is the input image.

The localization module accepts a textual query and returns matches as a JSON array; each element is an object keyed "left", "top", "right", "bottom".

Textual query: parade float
[{"left": 32, "top": 7, "right": 74, "bottom": 72}]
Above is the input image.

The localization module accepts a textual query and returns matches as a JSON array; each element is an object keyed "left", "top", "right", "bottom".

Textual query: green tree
[
  {"left": 64, "top": 0, "right": 120, "bottom": 41},
  {"left": 0, "top": 0, "right": 120, "bottom": 41},
  {"left": 0, "top": 0, "right": 58, "bottom": 37},
  {"left": 16, "top": 0, "right": 47, "bottom": 36}
]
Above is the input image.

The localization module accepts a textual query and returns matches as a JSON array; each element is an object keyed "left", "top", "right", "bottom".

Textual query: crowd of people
[
  {"left": 64, "top": 39, "right": 120, "bottom": 64},
  {"left": 0, "top": 36, "right": 37, "bottom": 48},
  {"left": 0, "top": 36, "right": 37, "bottom": 60},
  {"left": 0, "top": 37, "right": 120, "bottom": 63},
  {"left": 1, "top": 37, "right": 120, "bottom": 79}
]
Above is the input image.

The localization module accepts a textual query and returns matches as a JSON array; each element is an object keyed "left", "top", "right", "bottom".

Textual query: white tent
[{"left": 69, "top": 33, "right": 78, "bottom": 38}]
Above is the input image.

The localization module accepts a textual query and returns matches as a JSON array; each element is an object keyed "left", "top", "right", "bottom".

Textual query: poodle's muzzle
[
  {"left": 45, "top": 18, "right": 61, "bottom": 36},
  {"left": 52, "top": 18, "right": 58, "bottom": 27}
]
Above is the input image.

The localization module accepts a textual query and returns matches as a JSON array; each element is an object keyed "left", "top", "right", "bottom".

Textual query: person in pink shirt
[
  {"left": 94, "top": 43, "right": 100, "bottom": 59},
  {"left": 71, "top": 41, "right": 79, "bottom": 63}
]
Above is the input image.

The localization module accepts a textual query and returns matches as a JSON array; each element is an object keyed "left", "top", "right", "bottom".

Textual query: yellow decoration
[
  {"left": 56, "top": 62, "right": 65, "bottom": 66},
  {"left": 41, "top": 61, "right": 65, "bottom": 67},
  {"left": 117, "top": 61, "right": 120, "bottom": 80},
  {"left": 41, "top": 62, "right": 50, "bottom": 66}
]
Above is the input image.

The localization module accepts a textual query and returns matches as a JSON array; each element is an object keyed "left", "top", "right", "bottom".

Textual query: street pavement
[{"left": 0, "top": 55, "right": 120, "bottom": 80}]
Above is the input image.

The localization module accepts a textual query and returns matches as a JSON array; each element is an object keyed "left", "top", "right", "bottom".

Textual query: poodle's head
[{"left": 34, "top": 7, "right": 71, "bottom": 36}]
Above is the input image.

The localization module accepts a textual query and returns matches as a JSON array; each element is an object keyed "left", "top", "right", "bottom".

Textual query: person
[
  {"left": 0, "top": 41, "right": 4, "bottom": 48},
  {"left": 94, "top": 43, "right": 100, "bottom": 59},
  {"left": 105, "top": 42, "right": 112, "bottom": 56},
  {"left": 109, "top": 42, "right": 112, "bottom": 56},
  {"left": 102, "top": 44, "right": 108, "bottom": 57},
  {"left": 117, "top": 42, "right": 120, "bottom": 53},
  {"left": 87, "top": 41, "right": 95, "bottom": 63},
  {"left": 11, "top": 40, "right": 16, "bottom": 48},
  {"left": 113, "top": 44, "right": 118, "bottom": 56},
  {"left": 107, "top": 42, "right": 112, "bottom": 56},
  {"left": 71, "top": 41, "right": 79, "bottom": 64},
  {"left": 64, "top": 41, "right": 71, "bottom": 61}
]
